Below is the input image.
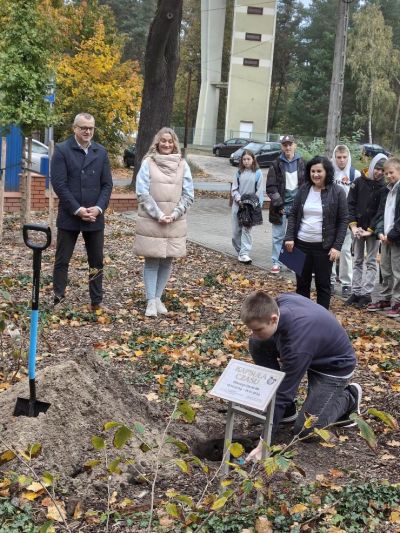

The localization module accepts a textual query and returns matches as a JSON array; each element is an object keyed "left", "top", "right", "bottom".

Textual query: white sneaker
[
  {"left": 145, "top": 299, "right": 157, "bottom": 317},
  {"left": 156, "top": 298, "right": 168, "bottom": 315},
  {"left": 238, "top": 254, "right": 252, "bottom": 263}
]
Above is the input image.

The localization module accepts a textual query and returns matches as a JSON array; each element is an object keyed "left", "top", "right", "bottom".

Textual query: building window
[
  {"left": 243, "top": 58, "right": 259, "bottom": 67},
  {"left": 245, "top": 32, "right": 262, "bottom": 42},
  {"left": 247, "top": 6, "right": 263, "bottom": 15}
]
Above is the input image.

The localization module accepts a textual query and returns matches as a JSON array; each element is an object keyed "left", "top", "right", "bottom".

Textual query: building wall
[{"left": 225, "top": 1, "right": 277, "bottom": 141}]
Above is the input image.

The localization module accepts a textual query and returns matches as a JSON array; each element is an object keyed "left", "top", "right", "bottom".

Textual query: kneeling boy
[{"left": 241, "top": 291, "right": 361, "bottom": 435}]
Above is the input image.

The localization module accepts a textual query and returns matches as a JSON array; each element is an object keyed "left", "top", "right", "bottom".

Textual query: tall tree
[
  {"left": 0, "top": 0, "right": 53, "bottom": 134},
  {"left": 56, "top": 20, "right": 142, "bottom": 156},
  {"left": 268, "top": 0, "right": 303, "bottom": 132},
  {"left": 347, "top": 4, "right": 396, "bottom": 143},
  {"left": 285, "top": 0, "right": 359, "bottom": 139},
  {"left": 98, "top": 0, "right": 157, "bottom": 65},
  {"left": 171, "top": 0, "right": 201, "bottom": 130},
  {"left": 134, "top": 0, "right": 183, "bottom": 181}
]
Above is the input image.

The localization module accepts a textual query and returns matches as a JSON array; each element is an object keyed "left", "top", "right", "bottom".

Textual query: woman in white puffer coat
[{"left": 134, "top": 128, "right": 194, "bottom": 317}]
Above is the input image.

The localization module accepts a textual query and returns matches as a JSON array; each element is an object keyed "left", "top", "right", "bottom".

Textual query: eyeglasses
[{"left": 75, "top": 125, "right": 95, "bottom": 132}]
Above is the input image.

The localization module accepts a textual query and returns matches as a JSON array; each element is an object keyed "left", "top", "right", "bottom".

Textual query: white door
[{"left": 239, "top": 121, "right": 253, "bottom": 138}]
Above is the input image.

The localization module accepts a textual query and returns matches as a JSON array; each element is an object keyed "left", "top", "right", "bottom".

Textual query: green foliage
[
  {"left": 347, "top": 3, "right": 398, "bottom": 143},
  {"left": 98, "top": 0, "right": 157, "bottom": 65},
  {"left": 0, "top": 500, "right": 39, "bottom": 533},
  {"left": 0, "top": 0, "right": 54, "bottom": 133}
]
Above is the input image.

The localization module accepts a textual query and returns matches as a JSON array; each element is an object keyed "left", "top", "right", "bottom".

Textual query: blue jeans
[
  {"left": 271, "top": 214, "right": 287, "bottom": 266},
  {"left": 249, "top": 337, "right": 355, "bottom": 436},
  {"left": 232, "top": 203, "right": 252, "bottom": 256},
  {"left": 143, "top": 257, "right": 173, "bottom": 300},
  {"left": 293, "top": 370, "right": 355, "bottom": 436}
]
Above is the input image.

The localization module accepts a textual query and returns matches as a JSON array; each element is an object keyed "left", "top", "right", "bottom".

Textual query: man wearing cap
[
  {"left": 345, "top": 153, "right": 388, "bottom": 308},
  {"left": 266, "top": 135, "right": 306, "bottom": 273}
]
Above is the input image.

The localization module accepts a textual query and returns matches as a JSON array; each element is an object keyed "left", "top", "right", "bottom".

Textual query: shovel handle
[{"left": 23, "top": 224, "right": 51, "bottom": 251}]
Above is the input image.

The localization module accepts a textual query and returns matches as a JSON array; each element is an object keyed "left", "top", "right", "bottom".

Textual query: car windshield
[{"left": 244, "top": 142, "right": 264, "bottom": 151}]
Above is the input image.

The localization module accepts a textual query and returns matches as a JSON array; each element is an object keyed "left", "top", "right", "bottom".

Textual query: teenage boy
[
  {"left": 331, "top": 145, "right": 361, "bottom": 297},
  {"left": 242, "top": 291, "right": 361, "bottom": 436},
  {"left": 366, "top": 157, "right": 400, "bottom": 317},
  {"left": 346, "top": 154, "right": 387, "bottom": 308},
  {"left": 266, "top": 135, "right": 305, "bottom": 274}
]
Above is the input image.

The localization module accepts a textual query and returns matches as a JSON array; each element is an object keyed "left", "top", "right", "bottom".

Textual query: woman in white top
[{"left": 284, "top": 156, "right": 348, "bottom": 309}]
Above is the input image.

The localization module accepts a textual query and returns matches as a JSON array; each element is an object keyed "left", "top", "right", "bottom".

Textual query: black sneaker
[
  {"left": 338, "top": 383, "right": 362, "bottom": 427},
  {"left": 282, "top": 402, "right": 297, "bottom": 423},
  {"left": 354, "top": 294, "right": 372, "bottom": 309},
  {"left": 342, "top": 286, "right": 351, "bottom": 297},
  {"left": 53, "top": 295, "right": 65, "bottom": 306},
  {"left": 345, "top": 293, "right": 359, "bottom": 306}
]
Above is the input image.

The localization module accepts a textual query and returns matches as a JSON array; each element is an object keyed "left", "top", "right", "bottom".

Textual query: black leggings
[{"left": 295, "top": 239, "right": 333, "bottom": 309}]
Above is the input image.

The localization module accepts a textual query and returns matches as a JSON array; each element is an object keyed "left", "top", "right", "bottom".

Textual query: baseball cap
[{"left": 281, "top": 135, "right": 295, "bottom": 144}]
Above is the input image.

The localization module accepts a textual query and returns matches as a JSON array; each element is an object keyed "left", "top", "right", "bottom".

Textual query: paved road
[{"left": 188, "top": 153, "right": 270, "bottom": 184}]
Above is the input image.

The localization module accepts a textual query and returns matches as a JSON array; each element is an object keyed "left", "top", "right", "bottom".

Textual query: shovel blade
[{"left": 13, "top": 397, "right": 51, "bottom": 418}]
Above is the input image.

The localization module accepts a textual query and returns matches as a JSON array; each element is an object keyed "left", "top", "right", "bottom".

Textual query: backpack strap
[{"left": 349, "top": 166, "right": 356, "bottom": 182}]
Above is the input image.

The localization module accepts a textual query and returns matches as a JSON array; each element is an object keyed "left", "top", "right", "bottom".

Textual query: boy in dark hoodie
[
  {"left": 345, "top": 154, "right": 388, "bottom": 308},
  {"left": 242, "top": 291, "right": 360, "bottom": 453}
]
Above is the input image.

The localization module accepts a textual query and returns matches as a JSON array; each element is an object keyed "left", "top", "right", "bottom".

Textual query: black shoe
[
  {"left": 341, "top": 286, "right": 351, "bottom": 297},
  {"left": 337, "top": 382, "right": 362, "bottom": 427},
  {"left": 53, "top": 295, "right": 65, "bottom": 306},
  {"left": 354, "top": 294, "right": 372, "bottom": 309},
  {"left": 345, "top": 293, "right": 359, "bottom": 306},
  {"left": 282, "top": 402, "right": 297, "bottom": 423}
]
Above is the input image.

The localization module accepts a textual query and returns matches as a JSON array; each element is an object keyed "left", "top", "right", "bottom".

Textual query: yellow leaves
[
  {"left": 390, "top": 510, "right": 400, "bottom": 524},
  {"left": 289, "top": 503, "right": 308, "bottom": 515},
  {"left": 255, "top": 515, "right": 274, "bottom": 532}
]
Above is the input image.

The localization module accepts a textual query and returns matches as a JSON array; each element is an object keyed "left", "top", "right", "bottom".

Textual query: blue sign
[{"left": 44, "top": 93, "right": 55, "bottom": 104}]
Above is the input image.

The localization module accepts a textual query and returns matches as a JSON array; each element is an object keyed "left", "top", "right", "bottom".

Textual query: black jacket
[
  {"left": 285, "top": 183, "right": 349, "bottom": 251},
  {"left": 237, "top": 193, "right": 263, "bottom": 228},
  {"left": 51, "top": 136, "right": 113, "bottom": 232},
  {"left": 266, "top": 156, "right": 306, "bottom": 224},
  {"left": 374, "top": 183, "right": 400, "bottom": 243},
  {"left": 347, "top": 175, "right": 386, "bottom": 231}
]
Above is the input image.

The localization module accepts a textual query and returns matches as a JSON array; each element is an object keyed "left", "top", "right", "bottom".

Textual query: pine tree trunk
[{"left": 132, "top": 0, "right": 183, "bottom": 185}]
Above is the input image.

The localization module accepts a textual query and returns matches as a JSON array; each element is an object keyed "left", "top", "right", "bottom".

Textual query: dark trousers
[
  {"left": 53, "top": 228, "right": 104, "bottom": 305},
  {"left": 249, "top": 338, "right": 355, "bottom": 435},
  {"left": 296, "top": 239, "right": 333, "bottom": 310}
]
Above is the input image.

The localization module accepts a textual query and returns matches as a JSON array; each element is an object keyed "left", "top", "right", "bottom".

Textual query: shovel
[{"left": 14, "top": 224, "right": 52, "bottom": 417}]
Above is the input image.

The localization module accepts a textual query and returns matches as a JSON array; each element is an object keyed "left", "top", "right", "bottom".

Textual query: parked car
[
  {"left": 361, "top": 143, "right": 391, "bottom": 158},
  {"left": 213, "top": 137, "right": 254, "bottom": 157},
  {"left": 123, "top": 144, "right": 136, "bottom": 167},
  {"left": 229, "top": 141, "right": 281, "bottom": 167},
  {"left": 25, "top": 139, "right": 48, "bottom": 173}
]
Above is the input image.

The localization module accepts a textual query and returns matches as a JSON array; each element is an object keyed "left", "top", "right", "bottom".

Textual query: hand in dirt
[{"left": 245, "top": 437, "right": 268, "bottom": 463}]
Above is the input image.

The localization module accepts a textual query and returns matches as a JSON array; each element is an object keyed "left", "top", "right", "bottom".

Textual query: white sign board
[{"left": 209, "top": 359, "right": 285, "bottom": 411}]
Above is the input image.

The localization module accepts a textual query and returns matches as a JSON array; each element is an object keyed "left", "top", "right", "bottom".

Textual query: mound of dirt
[{"left": 0, "top": 350, "right": 206, "bottom": 502}]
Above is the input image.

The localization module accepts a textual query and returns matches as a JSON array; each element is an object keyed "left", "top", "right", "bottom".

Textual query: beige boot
[
  {"left": 156, "top": 298, "right": 168, "bottom": 315},
  {"left": 145, "top": 299, "right": 157, "bottom": 317}
]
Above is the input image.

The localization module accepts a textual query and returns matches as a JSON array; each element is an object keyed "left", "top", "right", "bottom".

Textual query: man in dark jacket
[
  {"left": 51, "top": 113, "right": 113, "bottom": 310},
  {"left": 241, "top": 291, "right": 360, "bottom": 442},
  {"left": 266, "top": 135, "right": 306, "bottom": 274}
]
